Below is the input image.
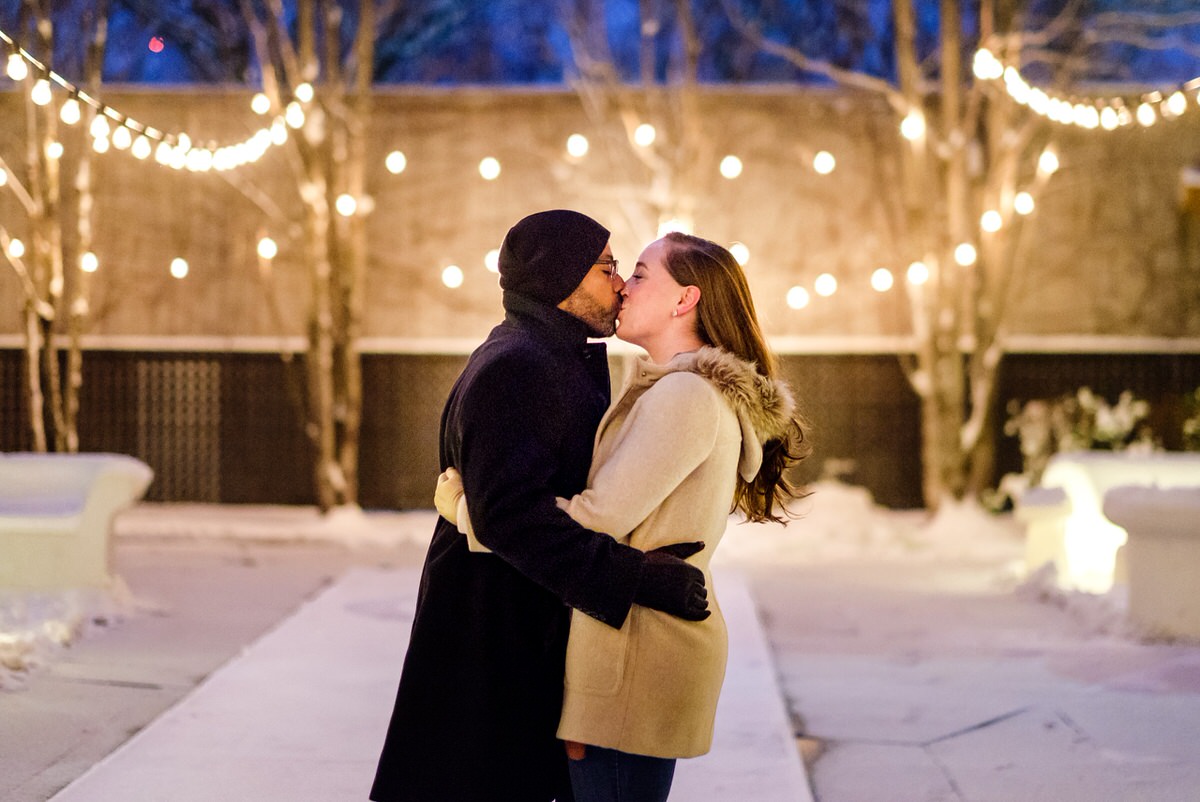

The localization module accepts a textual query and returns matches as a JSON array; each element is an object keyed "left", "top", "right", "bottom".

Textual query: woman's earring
[{"left": 671, "top": 309, "right": 678, "bottom": 318}]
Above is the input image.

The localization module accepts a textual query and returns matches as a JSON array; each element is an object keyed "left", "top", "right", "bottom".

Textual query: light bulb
[
  {"left": 813, "top": 151, "right": 836, "bottom": 174},
  {"left": 80, "top": 252, "right": 99, "bottom": 273},
  {"left": 6, "top": 53, "right": 28, "bottom": 81},
  {"left": 257, "top": 237, "right": 278, "bottom": 260},
  {"left": 442, "top": 264, "right": 464, "bottom": 289},
  {"left": 954, "top": 243, "right": 977, "bottom": 266},
  {"left": 566, "top": 134, "right": 589, "bottom": 158},
  {"left": 980, "top": 210, "right": 1002, "bottom": 232},
  {"left": 814, "top": 273, "right": 838, "bottom": 297},
  {"left": 729, "top": 242, "right": 750, "bottom": 266},
  {"left": 170, "top": 258, "right": 189, "bottom": 279},
  {"left": 634, "top": 123, "right": 656, "bottom": 147},
  {"left": 251, "top": 92, "right": 271, "bottom": 115},
  {"left": 900, "top": 110, "right": 925, "bottom": 141},
  {"left": 59, "top": 97, "right": 81, "bottom": 125},
  {"left": 1014, "top": 192, "right": 1035, "bottom": 215},
  {"left": 907, "top": 261, "right": 930, "bottom": 285},
  {"left": 719, "top": 155, "right": 743, "bottom": 179},
  {"left": 31, "top": 79, "right": 52, "bottom": 106},
  {"left": 786, "top": 286, "right": 810, "bottom": 310},
  {"left": 386, "top": 150, "right": 407, "bottom": 174},
  {"left": 335, "top": 194, "right": 357, "bottom": 217},
  {"left": 479, "top": 157, "right": 501, "bottom": 181},
  {"left": 485, "top": 249, "right": 500, "bottom": 273},
  {"left": 7, "top": 238, "right": 25, "bottom": 259},
  {"left": 871, "top": 268, "right": 894, "bottom": 292},
  {"left": 1038, "top": 149, "right": 1059, "bottom": 175}
]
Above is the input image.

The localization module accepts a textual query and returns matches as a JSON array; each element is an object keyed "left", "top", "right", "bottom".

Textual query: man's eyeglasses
[{"left": 595, "top": 257, "right": 620, "bottom": 280}]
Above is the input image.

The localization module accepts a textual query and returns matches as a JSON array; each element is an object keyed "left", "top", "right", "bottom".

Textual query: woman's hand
[{"left": 434, "top": 467, "right": 465, "bottom": 523}]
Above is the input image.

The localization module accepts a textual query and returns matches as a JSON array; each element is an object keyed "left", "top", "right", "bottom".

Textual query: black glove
[{"left": 633, "top": 541, "right": 710, "bottom": 621}]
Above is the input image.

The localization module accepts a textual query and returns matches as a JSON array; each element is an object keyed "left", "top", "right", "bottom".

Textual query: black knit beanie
[{"left": 498, "top": 210, "right": 610, "bottom": 306}]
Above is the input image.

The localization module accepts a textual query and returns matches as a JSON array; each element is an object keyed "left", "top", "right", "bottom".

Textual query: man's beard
[{"left": 561, "top": 293, "right": 619, "bottom": 337}]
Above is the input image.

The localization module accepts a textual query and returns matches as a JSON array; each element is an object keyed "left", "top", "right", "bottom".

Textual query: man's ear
[{"left": 676, "top": 285, "right": 701, "bottom": 317}]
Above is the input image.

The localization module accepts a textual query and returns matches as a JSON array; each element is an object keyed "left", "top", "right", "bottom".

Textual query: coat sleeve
[
  {"left": 560, "top": 372, "right": 722, "bottom": 539},
  {"left": 456, "top": 349, "right": 645, "bottom": 629}
]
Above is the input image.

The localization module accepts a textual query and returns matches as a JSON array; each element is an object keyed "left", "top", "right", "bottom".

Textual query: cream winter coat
[{"left": 554, "top": 346, "right": 795, "bottom": 759}]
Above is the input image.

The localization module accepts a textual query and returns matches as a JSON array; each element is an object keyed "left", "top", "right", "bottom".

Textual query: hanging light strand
[
  {"left": 973, "top": 47, "right": 1200, "bottom": 131},
  {"left": 1, "top": 25, "right": 297, "bottom": 172}
]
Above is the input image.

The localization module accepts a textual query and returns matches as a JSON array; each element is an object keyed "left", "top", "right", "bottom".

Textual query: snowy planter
[
  {"left": 1020, "top": 452, "right": 1200, "bottom": 593},
  {"left": 0, "top": 453, "right": 153, "bottom": 590},
  {"left": 1104, "top": 487, "right": 1200, "bottom": 641}
]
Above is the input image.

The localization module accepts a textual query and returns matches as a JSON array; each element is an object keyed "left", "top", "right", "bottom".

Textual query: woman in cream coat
[{"left": 440, "top": 231, "right": 807, "bottom": 802}]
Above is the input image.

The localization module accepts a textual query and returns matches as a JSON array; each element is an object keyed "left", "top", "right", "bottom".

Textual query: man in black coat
[{"left": 370, "top": 210, "right": 709, "bottom": 802}]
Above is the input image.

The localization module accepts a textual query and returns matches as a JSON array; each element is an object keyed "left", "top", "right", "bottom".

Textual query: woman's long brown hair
[{"left": 661, "top": 231, "right": 810, "bottom": 523}]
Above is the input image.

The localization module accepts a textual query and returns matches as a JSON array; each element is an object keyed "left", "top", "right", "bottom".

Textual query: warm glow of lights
[
  {"left": 80, "top": 252, "right": 98, "bottom": 273},
  {"left": 92, "top": 136, "right": 110, "bottom": 154},
  {"left": 46, "top": 141, "right": 63, "bottom": 159},
  {"left": 479, "top": 157, "right": 501, "bottom": 180},
  {"left": 89, "top": 115, "right": 110, "bottom": 140},
  {"left": 0, "top": 167, "right": 7, "bottom": 186},
  {"left": 257, "top": 237, "right": 278, "bottom": 260},
  {"left": 251, "top": 93, "right": 271, "bottom": 115},
  {"left": 814, "top": 273, "right": 838, "bottom": 297},
  {"left": 634, "top": 123, "right": 656, "bottom": 147},
  {"left": 981, "top": 210, "right": 1003, "bottom": 233},
  {"left": 170, "top": 257, "right": 188, "bottom": 279},
  {"left": 813, "top": 151, "right": 836, "bottom": 174},
  {"left": 786, "top": 286, "right": 810, "bottom": 309},
  {"left": 1038, "top": 149, "right": 1059, "bottom": 175},
  {"left": 1136, "top": 102, "right": 1156, "bottom": 127},
  {"left": 954, "top": 242, "right": 978, "bottom": 266},
  {"left": 112, "top": 126, "right": 132, "bottom": 150},
  {"left": 294, "top": 83, "right": 314, "bottom": 103},
  {"left": 7, "top": 238, "right": 25, "bottom": 259},
  {"left": 442, "top": 264, "right": 464, "bottom": 289},
  {"left": 385, "top": 150, "right": 407, "bottom": 174},
  {"left": 285, "top": 102, "right": 305, "bottom": 129},
  {"left": 1014, "top": 192, "right": 1035, "bottom": 215},
  {"left": 719, "top": 155, "right": 743, "bottom": 179},
  {"left": 566, "top": 133, "right": 589, "bottom": 158},
  {"left": 871, "top": 268, "right": 894, "bottom": 292},
  {"left": 485, "top": 248, "right": 500, "bottom": 273},
  {"left": 1099, "top": 106, "right": 1119, "bottom": 130},
  {"left": 132, "top": 135, "right": 152, "bottom": 160},
  {"left": 1167, "top": 91, "right": 1188, "bottom": 117},
  {"left": 729, "top": 242, "right": 750, "bottom": 266},
  {"left": 900, "top": 110, "right": 925, "bottom": 141},
  {"left": 59, "top": 97, "right": 80, "bottom": 124},
  {"left": 335, "top": 194, "right": 358, "bottom": 217},
  {"left": 31, "top": 78, "right": 52, "bottom": 106},
  {"left": 6, "top": 53, "right": 28, "bottom": 81},
  {"left": 907, "top": 261, "right": 930, "bottom": 285}
]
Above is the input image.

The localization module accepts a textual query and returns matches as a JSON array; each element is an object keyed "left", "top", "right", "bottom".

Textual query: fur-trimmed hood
[{"left": 651, "top": 346, "right": 796, "bottom": 481}]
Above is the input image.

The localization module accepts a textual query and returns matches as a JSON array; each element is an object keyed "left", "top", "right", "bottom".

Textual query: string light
[
  {"left": 170, "top": 257, "right": 188, "bottom": 279},
  {"left": 6, "top": 238, "right": 25, "bottom": 259},
  {"left": 814, "top": 273, "right": 838, "bottom": 297},
  {"left": 251, "top": 93, "right": 271, "bottom": 115},
  {"left": 485, "top": 248, "right": 500, "bottom": 273},
  {"left": 719, "top": 155, "right": 743, "bottom": 179},
  {"left": 907, "top": 261, "right": 930, "bottom": 285},
  {"left": 80, "top": 252, "right": 98, "bottom": 273},
  {"left": 900, "top": 110, "right": 926, "bottom": 141},
  {"left": 813, "top": 151, "right": 836, "bottom": 174},
  {"left": 566, "top": 133, "right": 589, "bottom": 158},
  {"left": 479, "top": 157, "right": 501, "bottom": 180},
  {"left": 257, "top": 237, "right": 278, "bottom": 260},
  {"left": 46, "top": 141, "right": 63, "bottom": 159},
  {"left": 786, "top": 286, "right": 810, "bottom": 309},
  {"left": 980, "top": 210, "right": 1002, "bottom": 232},
  {"left": 634, "top": 123, "right": 656, "bottom": 147},
  {"left": 0, "top": 26, "right": 296, "bottom": 174},
  {"left": 1038, "top": 149, "right": 1059, "bottom": 175},
  {"left": 974, "top": 46, "right": 1200, "bottom": 130},
  {"left": 1014, "top": 191, "right": 1035, "bottom": 215},
  {"left": 954, "top": 243, "right": 978, "bottom": 266},
  {"left": 385, "top": 150, "right": 407, "bottom": 174},
  {"left": 870, "top": 268, "right": 894, "bottom": 292},
  {"left": 335, "top": 194, "right": 358, "bottom": 217},
  {"left": 442, "top": 264, "right": 464, "bottom": 289}
]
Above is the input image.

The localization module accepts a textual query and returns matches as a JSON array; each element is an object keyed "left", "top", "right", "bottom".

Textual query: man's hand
[{"left": 633, "top": 541, "right": 709, "bottom": 621}]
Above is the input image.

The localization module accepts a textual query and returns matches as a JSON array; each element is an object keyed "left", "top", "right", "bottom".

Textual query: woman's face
[{"left": 616, "top": 238, "right": 686, "bottom": 346}]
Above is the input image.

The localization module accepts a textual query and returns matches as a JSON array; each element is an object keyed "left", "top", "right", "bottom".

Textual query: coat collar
[
  {"left": 501, "top": 290, "right": 603, "bottom": 353},
  {"left": 626, "top": 346, "right": 796, "bottom": 481}
]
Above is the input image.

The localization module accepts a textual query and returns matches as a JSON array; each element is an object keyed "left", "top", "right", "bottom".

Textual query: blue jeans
[{"left": 567, "top": 744, "right": 676, "bottom": 802}]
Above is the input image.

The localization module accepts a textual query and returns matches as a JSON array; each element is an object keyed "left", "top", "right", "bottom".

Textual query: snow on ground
[{"left": 0, "top": 481, "right": 1132, "bottom": 688}]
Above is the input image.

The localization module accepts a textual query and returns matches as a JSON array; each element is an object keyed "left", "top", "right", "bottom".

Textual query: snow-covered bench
[
  {"left": 1016, "top": 452, "right": 1200, "bottom": 593},
  {"left": 1105, "top": 487, "right": 1200, "bottom": 640},
  {"left": 0, "top": 452, "right": 153, "bottom": 590}
]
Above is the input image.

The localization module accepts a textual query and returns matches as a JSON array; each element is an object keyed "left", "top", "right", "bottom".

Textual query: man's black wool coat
[{"left": 370, "top": 293, "right": 646, "bottom": 802}]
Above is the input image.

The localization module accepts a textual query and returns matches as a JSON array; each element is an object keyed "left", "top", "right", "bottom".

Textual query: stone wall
[{"left": 3, "top": 85, "right": 1199, "bottom": 344}]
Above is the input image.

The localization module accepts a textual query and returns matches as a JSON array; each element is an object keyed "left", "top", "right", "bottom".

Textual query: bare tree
[
  {"left": 1, "top": 0, "right": 109, "bottom": 453},
  {"left": 239, "top": 0, "right": 380, "bottom": 512}
]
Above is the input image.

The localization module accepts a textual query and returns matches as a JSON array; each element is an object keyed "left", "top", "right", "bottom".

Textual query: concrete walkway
[{"left": 49, "top": 566, "right": 810, "bottom": 801}]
